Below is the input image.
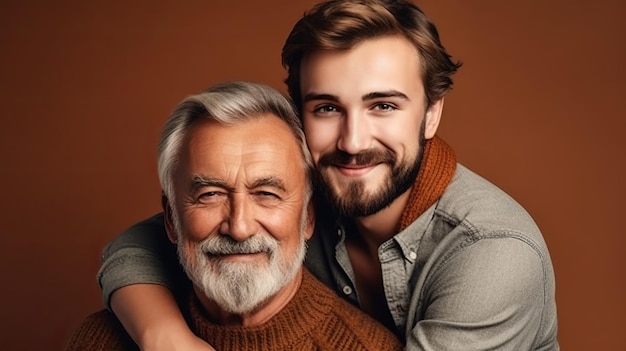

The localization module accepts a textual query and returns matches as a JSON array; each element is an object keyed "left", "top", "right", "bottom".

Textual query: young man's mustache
[{"left": 318, "top": 149, "right": 396, "bottom": 167}]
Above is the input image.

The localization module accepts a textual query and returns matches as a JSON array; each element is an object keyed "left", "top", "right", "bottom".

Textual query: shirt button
[
  {"left": 409, "top": 250, "right": 417, "bottom": 260},
  {"left": 342, "top": 286, "right": 353, "bottom": 295}
]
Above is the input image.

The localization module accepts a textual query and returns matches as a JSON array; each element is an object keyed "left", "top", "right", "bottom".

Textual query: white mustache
[{"left": 198, "top": 235, "right": 278, "bottom": 257}]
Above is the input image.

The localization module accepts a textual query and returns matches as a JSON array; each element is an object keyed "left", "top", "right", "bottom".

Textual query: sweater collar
[
  {"left": 187, "top": 270, "right": 332, "bottom": 350},
  {"left": 398, "top": 135, "right": 456, "bottom": 231}
]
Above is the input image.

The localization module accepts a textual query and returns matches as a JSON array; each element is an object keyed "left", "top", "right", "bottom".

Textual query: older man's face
[{"left": 166, "top": 115, "right": 313, "bottom": 314}]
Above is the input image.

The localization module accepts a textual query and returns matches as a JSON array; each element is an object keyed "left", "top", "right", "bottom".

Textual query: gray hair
[{"left": 157, "top": 81, "right": 314, "bottom": 202}]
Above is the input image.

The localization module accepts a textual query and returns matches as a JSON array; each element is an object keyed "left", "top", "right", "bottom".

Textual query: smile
[{"left": 334, "top": 163, "right": 378, "bottom": 177}]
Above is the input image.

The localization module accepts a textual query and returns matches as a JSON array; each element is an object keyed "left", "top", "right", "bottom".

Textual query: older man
[{"left": 65, "top": 81, "right": 402, "bottom": 351}]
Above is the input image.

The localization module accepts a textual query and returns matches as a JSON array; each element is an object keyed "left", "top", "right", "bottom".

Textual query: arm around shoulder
[
  {"left": 97, "top": 214, "right": 213, "bottom": 350},
  {"left": 98, "top": 213, "right": 179, "bottom": 308}
]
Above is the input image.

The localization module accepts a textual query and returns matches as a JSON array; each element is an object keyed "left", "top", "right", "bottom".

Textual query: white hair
[{"left": 157, "top": 81, "right": 313, "bottom": 203}]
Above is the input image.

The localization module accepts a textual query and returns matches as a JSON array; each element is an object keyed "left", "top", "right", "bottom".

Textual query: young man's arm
[
  {"left": 110, "top": 285, "right": 214, "bottom": 350},
  {"left": 98, "top": 213, "right": 215, "bottom": 350}
]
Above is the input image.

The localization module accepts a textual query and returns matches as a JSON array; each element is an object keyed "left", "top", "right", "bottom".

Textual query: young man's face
[{"left": 299, "top": 35, "right": 443, "bottom": 216}]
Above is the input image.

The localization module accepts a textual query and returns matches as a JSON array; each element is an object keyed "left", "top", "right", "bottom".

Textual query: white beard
[{"left": 177, "top": 230, "right": 306, "bottom": 314}]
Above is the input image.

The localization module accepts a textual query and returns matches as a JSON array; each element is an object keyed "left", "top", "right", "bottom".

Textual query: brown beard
[{"left": 314, "top": 120, "right": 426, "bottom": 217}]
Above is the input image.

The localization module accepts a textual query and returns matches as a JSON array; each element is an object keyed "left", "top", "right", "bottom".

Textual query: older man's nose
[{"left": 219, "top": 194, "right": 257, "bottom": 241}]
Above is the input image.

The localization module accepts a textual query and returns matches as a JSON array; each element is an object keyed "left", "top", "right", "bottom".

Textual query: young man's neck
[
  {"left": 350, "top": 189, "right": 411, "bottom": 254},
  {"left": 196, "top": 268, "right": 303, "bottom": 327}
]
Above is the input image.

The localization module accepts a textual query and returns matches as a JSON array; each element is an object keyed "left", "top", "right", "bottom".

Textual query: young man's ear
[
  {"left": 424, "top": 97, "right": 444, "bottom": 139},
  {"left": 161, "top": 192, "right": 178, "bottom": 244}
]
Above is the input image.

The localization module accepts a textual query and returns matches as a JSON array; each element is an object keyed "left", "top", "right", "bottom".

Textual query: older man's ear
[
  {"left": 161, "top": 192, "right": 178, "bottom": 244},
  {"left": 304, "top": 201, "right": 315, "bottom": 241}
]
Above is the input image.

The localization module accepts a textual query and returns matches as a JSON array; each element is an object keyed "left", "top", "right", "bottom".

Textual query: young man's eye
[
  {"left": 373, "top": 103, "right": 396, "bottom": 111},
  {"left": 314, "top": 105, "right": 339, "bottom": 114}
]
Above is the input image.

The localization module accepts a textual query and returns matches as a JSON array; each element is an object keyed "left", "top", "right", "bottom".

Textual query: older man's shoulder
[{"left": 65, "top": 309, "right": 137, "bottom": 351}]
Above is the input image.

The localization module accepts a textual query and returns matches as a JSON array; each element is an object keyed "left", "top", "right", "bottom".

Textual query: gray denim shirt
[
  {"left": 99, "top": 164, "right": 559, "bottom": 350},
  {"left": 305, "top": 165, "right": 558, "bottom": 350}
]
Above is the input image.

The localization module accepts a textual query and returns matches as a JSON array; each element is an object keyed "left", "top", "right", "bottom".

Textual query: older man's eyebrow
[
  {"left": 362, "top": 90, "right": 409, "bottom": 101},
  {"left": 190, "top": 175, "right": 228, "bottom": 191},
  {"left": 189, "top": 175, "right": 286, "bottom": 193},
  {"left": 250, "top": 177, "right": 287, "bottom": 192}
]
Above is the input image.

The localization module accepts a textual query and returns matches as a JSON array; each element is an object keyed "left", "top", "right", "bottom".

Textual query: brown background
[{"left": 0, "top": 0, "right": 624, "bottom": 350}]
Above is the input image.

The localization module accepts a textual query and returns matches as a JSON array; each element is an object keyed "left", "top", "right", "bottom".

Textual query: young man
[
  {"left": 99, "top": 1, "right": 559, "bottom": 350},
  {"left": 66, "top": 81, "right": 402, "bottom": 351}
]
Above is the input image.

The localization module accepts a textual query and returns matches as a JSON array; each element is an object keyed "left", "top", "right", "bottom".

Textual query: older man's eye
[
  {"left": 197, "top": 191, "right": 223, "bottom": 203},
  {"left": 253, "top": 191, "right": 283, "bottom": 205},
  {"left": 256, "top": 191, "right": 279, "bottom": 198}
]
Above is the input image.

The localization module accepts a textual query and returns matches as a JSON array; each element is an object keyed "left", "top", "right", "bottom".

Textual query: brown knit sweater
[{"left": 65, "top": 269, "right": 402, "bottom": 351}]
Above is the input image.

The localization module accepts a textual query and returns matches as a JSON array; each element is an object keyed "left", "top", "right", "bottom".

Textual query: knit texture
[
  {"left": 65, "top": 270, "right": 402, "bottom": 351},
  {"left": 65, "top": 309, "right": 138, "bottom": 351},
  {"left": 398, "top": 135, "right": 457, "bottom": 231}
]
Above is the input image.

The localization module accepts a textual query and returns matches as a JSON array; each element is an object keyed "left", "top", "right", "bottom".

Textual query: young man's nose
[{"left": 337, "top": 113, "right": 372, "bottom": 155}]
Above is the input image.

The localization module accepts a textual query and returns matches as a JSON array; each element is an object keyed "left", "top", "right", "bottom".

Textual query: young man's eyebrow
[
  {"left": 302, "top": 93, "right": 340, "bottom": 103},
  {"left": 362, "top": 90, "right": 409, "bottom": 101},
  {"left": 302, "top": 90, "right": 409, "bottom": 103}
]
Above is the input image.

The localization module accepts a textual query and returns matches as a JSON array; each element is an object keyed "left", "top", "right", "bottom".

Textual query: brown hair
[{"left": 282, "top": 0, "right": 462, "bottom": 112}]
